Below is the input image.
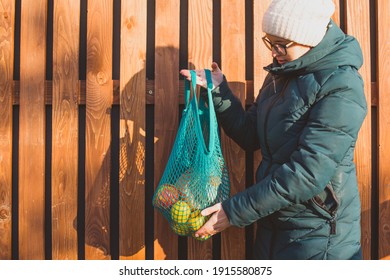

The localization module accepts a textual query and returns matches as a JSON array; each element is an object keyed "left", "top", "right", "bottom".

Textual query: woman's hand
[
  {"left": 180, "top": 62, "right": 224, "bottom": 90},
  {"left": 195, "top": 202, "right": 231, "bottom": 239}
]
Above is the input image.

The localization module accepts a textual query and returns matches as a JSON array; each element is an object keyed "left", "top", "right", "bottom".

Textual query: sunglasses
[{"left": 262, "top": 36, "right": 294, "bottom": 56}]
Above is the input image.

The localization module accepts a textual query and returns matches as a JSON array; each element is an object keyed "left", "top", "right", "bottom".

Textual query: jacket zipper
[
  {"left": 311, "top": 185, "right": 339, "bottom": 235},
  {"left": 330, "top": 218, "right": 336, "bottom": 235},
  {"left": 272, "top": 75, "right": 276, "bottom": 94},
  {"left": 263, "top": 76, "right": 289, "bottom": 177},
  {"left": 313, "top": 198, "right": 337, "bottom": 235},
  {"left": 263, "top": 76, "right": 289, "bottom": 260}
]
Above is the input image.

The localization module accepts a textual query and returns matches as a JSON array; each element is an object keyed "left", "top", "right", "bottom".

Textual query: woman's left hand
[
  {"left": 195, "top": 203, "right": 231, "bottom": 239},
  {"left": 180, "top": 62, "right": 223, "bottom": 90}
]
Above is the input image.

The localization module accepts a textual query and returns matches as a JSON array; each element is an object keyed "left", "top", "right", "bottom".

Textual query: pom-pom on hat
[{"left": 262, "top": 0, "right": 335, "bottom": 47}]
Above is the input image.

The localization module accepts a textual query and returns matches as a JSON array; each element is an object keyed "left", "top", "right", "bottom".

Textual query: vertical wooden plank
[
  {"left": 332, "top": 0, "right": 341, "bottom": 27},
  {"left": 345, "top": 0, "right": 372, "bottom": 260},
  {"left": 85, "top": 0, "right": 113, "bottom": 260},
  {"left": 52, "top": 0, "right": 80, "bottom": 260},
  {"left": 377, "top": 0, "right": 390, "bottom": 260},
  {"left": 188, "top": 0, "right": 213, "bottom": 69},
  {"left": 252, "top": 0, "right": 272, "bottom": 257},
  {"left": 253, "top": 0, "right": 271, "bottom": 98},
  {"left": 0, "top": 0, "right": 14, "bottom": 260},
  {"left": 220, "top": 0, "right": 246, "bottom": 260},
  {"left": 187, "top": 0, "right": 213, "bottom": 260},
  {"left": 19, "top": 0, "right": 47, "bottom": 259},
  {"left": 154, "top": 0, "right": 180, "bottom": 260},
  {"left": 119, "top": 0, "right": 146, "bottom": 260}
]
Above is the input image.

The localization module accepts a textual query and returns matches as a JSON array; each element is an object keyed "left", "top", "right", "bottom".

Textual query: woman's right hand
[{"left": 180, "top": 62, "right": 224, "bottom": 90}]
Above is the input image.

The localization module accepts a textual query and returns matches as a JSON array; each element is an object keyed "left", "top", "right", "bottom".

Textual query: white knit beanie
[{"left": 262, "top": 0, "right": 335, "bottom": 47}]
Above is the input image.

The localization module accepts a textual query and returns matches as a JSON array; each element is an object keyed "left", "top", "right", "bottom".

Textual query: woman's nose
[{"left": 271, "top": 48, "right": 278, "bottom": 57}]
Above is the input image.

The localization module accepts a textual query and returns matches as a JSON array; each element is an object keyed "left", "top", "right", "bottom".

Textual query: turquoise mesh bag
[{"left": 152, "top": 69, "right": 230, "bottom": 240}]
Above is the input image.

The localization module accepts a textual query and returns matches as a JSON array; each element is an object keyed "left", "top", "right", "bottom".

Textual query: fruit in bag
[
  {"left": 153, "top": 184, "right": 179, "bottom": 210},
  {"left": 187, "top": 210, "right": 206, "bottom": 231},
  {"left": 171, "top": 223, "right": 191, "bottom": 236},
  {"left": 171, "top": 201, "right": 191, "bottom": 224}
]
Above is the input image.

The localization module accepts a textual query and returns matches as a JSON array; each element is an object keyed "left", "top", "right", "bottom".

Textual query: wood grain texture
[
  {"left": 18, "top": 0, "right": 47, "bottom": 260},
  {"left": 119, "top": 0, "right": 146, "bottom": 260},
  {"left": 220, "top": 0, "right": 246, "bottom": 260},
  {"left": 188, "top": 0, "right": 213, "bottom": 69},
  {"left": 2, "top": 0, "right": 389, "bottom": 260},
  {"left": 345, "top": 0, "right": 372, "bottom": 260},
  {"left": 377, "top": 0, "right": 390, "bottom": 260},
  {"left": 0, "top": 0, "right": 14, "bottom": 260},
  {"left": 187, "top": 0, "right": 213, "bottom": 260},
  {"left": 51, "top": 0, "right": 80, "bottom": 260},
  {"left": 12, "top": 79, "right": 256, "bottom": 106},
  {"left": 253, "top": 0, "right": 271, "bottom": 99},
  {"left": 252, "top": 0, "right": 272, "bottom": 254},
  {"left": 85, "top": 0, "right": 113, "bottom": 260},
  {"left": 154, "top": 0, "right": 180, "bottom": 260},
  {"left": 332, "top": 0, "right": 341, "bottom": 27}
]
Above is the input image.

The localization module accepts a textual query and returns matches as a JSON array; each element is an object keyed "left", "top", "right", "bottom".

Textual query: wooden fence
[{"left": 0, "top": 0, "right": 389, "bottom": 260}]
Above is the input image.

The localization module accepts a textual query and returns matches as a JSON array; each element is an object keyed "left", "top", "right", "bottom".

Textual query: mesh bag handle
[{"left": 184, "top": 69, "right": 216, "bottom": 154}]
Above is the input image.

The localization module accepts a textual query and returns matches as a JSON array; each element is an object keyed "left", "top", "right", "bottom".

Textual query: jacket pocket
[{"left": 309, "top": 183, "right": 339, "bottom": 234}]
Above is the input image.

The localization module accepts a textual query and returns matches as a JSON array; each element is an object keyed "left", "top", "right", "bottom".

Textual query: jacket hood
[{"left": 264, "top": 20, "right": 363, "bottom": 76}]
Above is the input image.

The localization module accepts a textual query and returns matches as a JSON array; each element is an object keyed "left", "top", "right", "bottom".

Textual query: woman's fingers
[
  {"left": 195, "top": 215, "right": 216, "bottom": 237},
  {"left": 201, "top": 203, "right": 221, "bottom": 217},
  {"left": 180, "top": 64, "right": 223, "bottom": 89},
  {"left": 211, "top": 62, "right": 220, "bottom": 72},
  {"left": 195, "top": 203, "right": 229, "bottom": 238},
  {"left": 179, "top": 69, "right": 191, "bottom": 81},
  {"left": 180, "top": 69, "right": 207, "bottom": 87}
]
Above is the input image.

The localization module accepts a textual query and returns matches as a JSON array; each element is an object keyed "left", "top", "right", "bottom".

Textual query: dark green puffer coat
[{"left": 212, "top": 21, "right": 367, "bottom": 259}]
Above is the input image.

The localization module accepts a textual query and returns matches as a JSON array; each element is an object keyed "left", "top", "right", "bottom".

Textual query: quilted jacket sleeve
[
  {"left": 205, "top": 77, "right": 261, "bottom": 151},
  {"left": 219, "top": 68, "right": 367, "bottom": 227}
]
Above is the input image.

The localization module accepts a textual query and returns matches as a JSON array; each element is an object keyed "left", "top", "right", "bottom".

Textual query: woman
[{"left": 180, "top": 0, "right": 367, "bottom": 259}]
